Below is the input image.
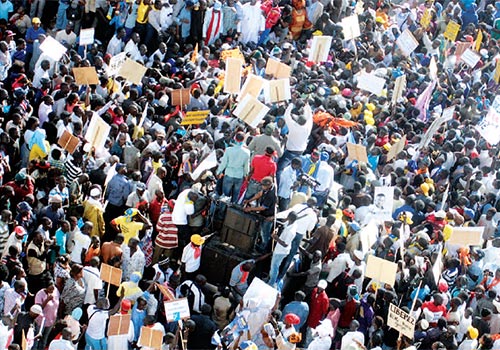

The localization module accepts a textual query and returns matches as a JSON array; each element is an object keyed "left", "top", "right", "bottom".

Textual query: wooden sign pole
[{"left": 107, "top": 267, "right": 112, "bottom": 298}]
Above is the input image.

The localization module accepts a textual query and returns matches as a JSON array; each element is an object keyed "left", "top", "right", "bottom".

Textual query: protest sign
[
  {"left": 191, "top": 151, "right": 218, "bottom": 181},
  {"left": 386, "top": 134, "right": 407, "bottom": 161},
  {"left": 108, "top": 314, "right": 131, "bottom": 336},
  {"left": 79, "top": 28, "right": 95, "bottom": 46},
  {"left": 243, "top": 278, "right": 279, "bottom": 338},
  {"left": 373, "top": 186, "right": 394, "bottom": 221},
  {"left": 444, "top": 21, "right": 460, "bottom": 41},
  {"left": 475, "top": 30, "right": 483, "bottom": 51},
  {"left": 181, "top": 110, "right": 210, "bottom": 125},
  {"left": 138, "top": 327, "right": 163, "bottom": 349},
  {"left": 476, "top": 101, "right": 500, "bottom": 145},
  {"left": 448, "top": 227, "right": 484, "bottom": 246},
  {"left": 391, "top": 74, "right": 406, "bottom": 105},
  {"left": 100, "top": 263, "right": 122, "bottom": 286},
  {"left": 308, "top": 36, "right": 332, "bottom": 63},
  {"left": 354, "top": 0, "right": 364, "bottom": 14},
  {"left": 265, "top": 58, "right": 291, "bottom": 79},
  {"left": 85, "top": 114, "right": 111, "bottom": 152},
  {"left": 359, "top": 221, "right": 379, "bottom": 254},
  {"left": 365, "top": 254, "right": 398, "bottom": 286},
  {"left": 341, "top": 15, "right": 361, "bottom": 40},
  {"left": 418, "top": 107, "right": 454, "bottom": 149},
  {"left": 39, "top": 36, "right": 67, "bottom": 61},
  {"left": 265, "top": 78, "right": 291, "bottom": 103},
  {"left": 238, "top": 74, "right": 265, "bottom": 101},
  {"left": 420, "top": 8, "right": 431, "bottom": 29},
  {"left": 171, "top": 89, "right": 191, "bottom": 106},
  {"left": 455, "top": 42, "right": 472, "bottom": 62},
  {"left": 396, "top": 29, "right": 419, "bottom": 57},
  {"left": 117, "top": 59, "right": 148, "bottom": 85},
  {"left": 72, "top": 67, "right": 99, "bottom": 85},
  {"left": 107, "top": 52, "right": 127, "bottom": 76},
  {"left": 233, "top": 94, "right": 270, "bottom": 127},
  {"left": 460, "top": 48, "right": 481, "bottom": 68},
  {"left": 164, "top": 298, "right": 190, "bottom": 322},
  {"left": 346, "top": 143, "right": 368, "bottom": 163},
  {"left": 429, "top": 56, "right": 438, "bottom": 80},
  {"left": 494, "top": 59, "right": 500, "bottom": 84},
  {"left": 224, "top": 58, "right": 242, "bottom": 94},
  {"left": 388, "top": 303, "right": 416, "bottom": 338},
  {"left": 57, "top": 130, "right": 80, "bottom": 154},
  {"left": 357, "top": 73, "right": 385, "bottom": 96},
  {"left": 220, "top": 48, "right": 245, "bottom": 62}
]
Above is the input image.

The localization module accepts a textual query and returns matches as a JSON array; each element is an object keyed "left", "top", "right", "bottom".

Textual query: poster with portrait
[{"left": 373, "top": 186, "right": 394, "bottom": 221}]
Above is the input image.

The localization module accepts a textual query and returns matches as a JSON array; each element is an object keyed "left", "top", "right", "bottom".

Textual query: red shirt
[
  {"left": 338, "top": 298, "right": 358, "bottom": 328},
  {"left": 307, "top": 287, "right": 329, "bottom": 328},
  {"left": 250, "top": 155, "right": 277, "bottom": 181},
  {"left": 422, "top": 301, "right": 447, "bottom": 326},
  {"left": 149, "top": 197, "right": 167, "bottom": 224}
]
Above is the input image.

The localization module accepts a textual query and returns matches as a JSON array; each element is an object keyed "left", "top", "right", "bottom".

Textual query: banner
[{"left": 181, "top": 110, "right": 210, "bottom": 125}]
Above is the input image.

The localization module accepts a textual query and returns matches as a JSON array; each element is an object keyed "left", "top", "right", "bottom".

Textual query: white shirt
[
  {"left": 107, "top": 35, "right": 124, "bottom": 56},
  {"left": 172, "top": 189, "right": 195, "bottom": 225},
  {"left": 86, "top": 305, "right": 109, "bottom": 339},
  {"left": 83, "top": 266, "right": 103, "bottom": 305},
  {"left": 48, "top": 338, "right": 74, "bottom": 350},
  {"left": 326, "top": 252, "right": 354, "bottom": 283},
  {"left": 32, "top": 66, "right": 49, "bottom": 89},
  {"left": 55, "top": 30, "right": 77, "bottom": 46},
  {"left": 124, "top": 40, "right": 142, "bottom": 62},
  {"left": 284, "top": 104, "right": 313, "bottom": 152},
  {"left": 274, "top": 222, "right": 297, "bottom": 255},
  {"left": 181, "top": 243, "right": 202, "bottom": 273},
  {"left": 315, "top": 161, "right": 334, "bottom": 192},
  {"left": 340, "top": 331, "right": 364, "bottom": 350},
  {"left": 278, "top": 165, "right": 297, "bottom": 199},
  {"left": 38, "top": 101, "right": 53, "bottom": 126},
  {"left": 70, "top": 232, "right": 91, "bottom": 264},
  {"left": 277, "top": 203, "right": 317, "bottom": 235}
]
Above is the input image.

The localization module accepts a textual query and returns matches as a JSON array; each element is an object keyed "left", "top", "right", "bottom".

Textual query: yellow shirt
[
  {"left": 136, "top": 1, "right": 150, "bottom": 24},
  {"left": 113, "top": 216, "right": 144, "bottom": 244}
]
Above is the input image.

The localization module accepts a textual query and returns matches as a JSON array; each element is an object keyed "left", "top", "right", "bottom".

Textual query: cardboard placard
[
  {"left": 79, "top": 28, "right": 95, "bottom": 46},
  {"left": 58, "top": 130, "right": 80, "bottom": 154},
  {"left": 224, "top": 58, "right": 242, "bottom": 94},
  {"left": 191, "top": 151, "right": 217, "bottom": 181},
  {"left": 138, "top": 326, "right": 163, "bottom": 350},
  {"left": 108, "top": 52, "right": 127, "bottom": 76},
  {"left": 448, "top": 227, "right": 484, "bottom": 246},
  {"left": 181, "top": 110, "right": 210, "bottom": 125},
  {"left": 357, "top": 73, "right": 385, "bottom": 96},
  {"left": 220, "top": 48, "right": 245, "bottom": 62},
  {"left": 39, "top": 36, "right": 67, "bottom": 61},
  {"left": 460, "top": 48, "right": 481, "bottom": 68},
  {"left": 265, "top": 58, "right": 291, "bottom": 79},
  {"left": 341, "top": 15, "right": 361, "bottom": 40},
  {"left": 475, "top": 30, "right": 483, "bottom": 51},
  {"left": 264, "top": 78, "right": 291, "bottom": 104},
  {"left": 164, "top": 298, "right": 190, "bottom": 322},
  {"left": 386, "top": 134, "right": 406, "bottom": 161},
  {"left": 117, "top": 58, "right": 148, "bottom": 85},
  {"left": 243, "top": 278, "right": 279, "bottom": 338},
  {"left": 420, "top": 8, "right": 431, "bottom": 29},
  {"left": 396, "top": 29, "right": 419, "bottom": 57},
  {"left": 418, "top": 107, "right": 454, "bottom": 149},
  {"left": 444, "top": 21, "right": 460, "bottom": 42},
  {"left": 171, "top": 89, "right": 191, "bottom": 106},
  {"left": 238, "top": 74, "right": 265, "bottom": 102},
  {"left": 365, "top": 254, "right": 398, "bottom": 286},
  {"left": 308, "top": 36, "right": 332, "bottom": 63},
  {"left": 100, "top": 263, "right": 122, "bottom": 286},
  {"left": 108, "top": 314, "right": 131, "bottom": 336},
  {"left": 346, "top": 143, "right": 368, "bottom": 163},
  {"left": 85, "top": 114, "right": 111, "bottom": 152},
  {"left": 72, "top": 67, "right": 99, "bottom": 86},
  {"left": 455, "top": 41, "right": 472, "bottom": 62},
  {"left": 233, "top": 94, "right": 270, "bottom": 128},
  {"left": 387, "top": 303, "right": 416, "bottom": 338},
  {"left": 373, "top": 186, "right": 395, "bottom": 221},
  {"left": 156, "top": 283, "right": 176, "bottom": 301},
  {"left": 391, "top": 74, "right": 406, "bottom": 106}
]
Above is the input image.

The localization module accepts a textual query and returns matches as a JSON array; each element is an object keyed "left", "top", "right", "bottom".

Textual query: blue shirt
[
  {"left": 105, "top": 173, "right": 132, "bottom": 207},
  {"left": 281, "top": 301, "right": 309, "bottom": 330},
  {"left": 0, "top": 0, "right": 13, "bottom": 21},
  {"left": 55, "top": 228, "right": 67, "bottom": 255},
  {"left": 216, "top": 144, "right": 250, "bottom": 179},
  {"left": 25, "top": 27, "right": 45, "bottom": 53}
]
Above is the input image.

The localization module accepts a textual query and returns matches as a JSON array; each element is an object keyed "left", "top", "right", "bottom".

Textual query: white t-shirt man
[
  {"left": 86, "top": 305, "right": 109, "bottom": 339},
  {"left": 83, "top": 266, "right": 103, "bottom": 305},
  {"left": 274, "top": 222, "right": 297, "bottom": 255},
  {"left": 70, "top": 232, "right": 91, "bottom": 264},
  {"left": 172, "top": 189, "right": 195, "bottom": 225}
]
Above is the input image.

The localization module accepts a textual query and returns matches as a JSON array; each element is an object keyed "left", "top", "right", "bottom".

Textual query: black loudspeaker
[{"left": 219, "top": 207, "right": 260, "bottom": 253}]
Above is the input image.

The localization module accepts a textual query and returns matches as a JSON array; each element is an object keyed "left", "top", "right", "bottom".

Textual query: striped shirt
[
  {"left": 64, "top": 159, "right": 82, "bottom": 183},
  {"left": 155, "top": 212, "right": 178, "bottom": 249},
  {"left": 0, "top": 222, "right": 9, "bottom": 255}
]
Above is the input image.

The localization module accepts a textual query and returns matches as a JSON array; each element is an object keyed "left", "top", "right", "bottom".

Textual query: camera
[{"left": 298, "top": 172, "right": 321, "bottom": 188}]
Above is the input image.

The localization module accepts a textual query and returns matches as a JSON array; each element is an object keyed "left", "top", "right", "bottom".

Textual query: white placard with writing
[{"left": 388, "top": 303, "right": 416, "bottom": 338}]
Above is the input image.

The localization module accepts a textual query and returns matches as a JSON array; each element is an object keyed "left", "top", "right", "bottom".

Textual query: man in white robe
[
  {"left": 203, "top": 1, "right": 224, "bottom": 45},
  {"left": 239, "top": 0, "right": 265, "bottom": 44}
]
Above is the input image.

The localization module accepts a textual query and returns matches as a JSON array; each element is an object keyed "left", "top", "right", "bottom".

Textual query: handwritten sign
[
  {"left": 100, "top": 263, "right": 122, "bottom": 286},
  {"left": 79, "top": 28, "right": 95, "bottom": 46},
  {"left": 117, "top": 59, "right": 148, "bottom": 85},
  {"left": 420, "top": 8, "right": 431, "bottom": 29},
  {"left": 365, "top": 254, "right": 398, "bottom": 286},
  {"left": 108, "top": 52, "right": 127, "bottom": 76},
  {"left": 444, "top": 21, "right": 460, "bottom": 42},
  {"left": 388, "top": 303, "right": 415, "bottom": 338},
  {"left": 164, "top": 298, "right": 190, "bottom": 322},
  {"left": 181, "top": 110, "right": 210, "bottom": 125},
  {"left": 108, "top": 314, "right": 131, "bottom": 336},
  {"left": 460, "top": 48, "right": 481, "bottom": 68},
  {"left": 73, "top": 67, "right": 99, "bottom": 86},
  {"left": 396, "top": 29, "right": 418, "bottom": 57}
]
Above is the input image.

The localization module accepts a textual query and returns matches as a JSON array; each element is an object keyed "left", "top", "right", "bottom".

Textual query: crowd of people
[{"left": 0, "top": 0, "right": 500, "bottom": 349}]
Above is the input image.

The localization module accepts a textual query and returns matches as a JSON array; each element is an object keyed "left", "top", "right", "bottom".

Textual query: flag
[{"left": 415, "top": 80, "right": 436, "bottom": 122}]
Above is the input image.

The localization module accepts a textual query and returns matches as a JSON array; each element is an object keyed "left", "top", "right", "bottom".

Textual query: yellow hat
[
  {"left": 383, "top": 143, "right": 391, "bottom": 151},
  {"left": 365, "top": 103, "right": 376, "bottom": 111},
  {"left": 332, "top": 86, "right": 340, "bottom": 94},
  {"left": 375, "top": 16, "right": 386, "bottom": 24},
  {"left": 420, "top": 183, "right": 430, "bottom": 196},
  {"left": 468, "top": 326, "right": 479, "bottom": 340},
  {"left": 32, "top": 17, "right": 41, "bottom": 24},
  {"left": 443, "top": 225, "right": 453, "bottom": 241},
  {"left": 191, "top": 234, "right": 205, "bottom": 246},
  {"left": 365, "top": 116, "right": 375, "bottom": 126}
]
